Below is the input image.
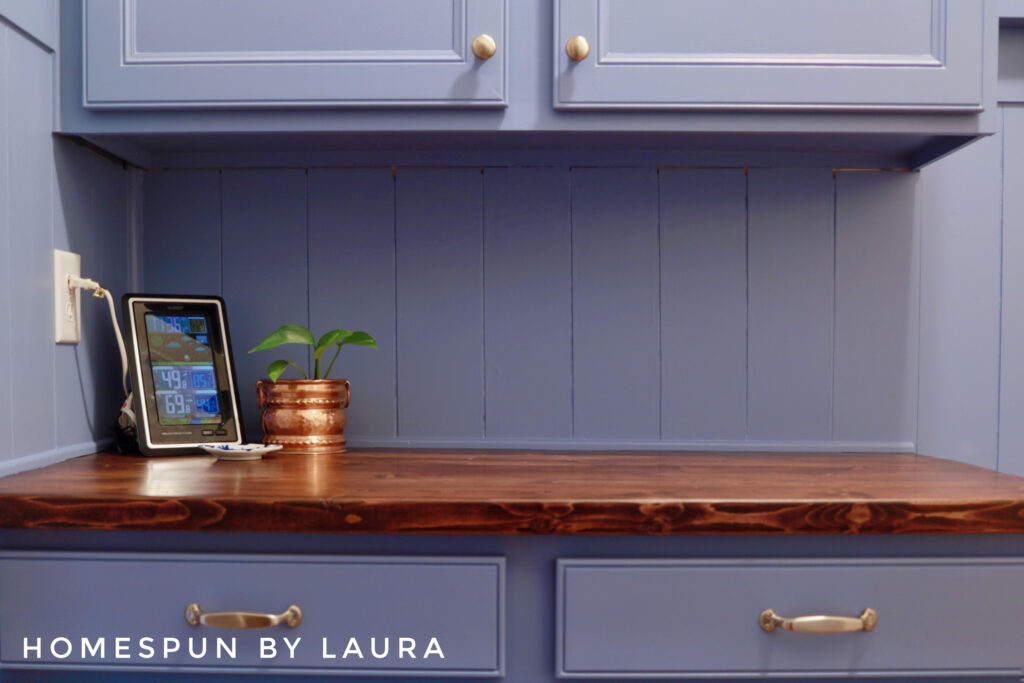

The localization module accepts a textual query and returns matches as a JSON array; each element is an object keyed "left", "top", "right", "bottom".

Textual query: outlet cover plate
[{"left": 54, "top": 249, "right": 81, "bottom": 344}]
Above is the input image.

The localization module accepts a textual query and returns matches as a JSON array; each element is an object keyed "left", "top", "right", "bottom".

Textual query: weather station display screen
[{"left": 144, "top": 315, "right": 221, "bottom": 425}]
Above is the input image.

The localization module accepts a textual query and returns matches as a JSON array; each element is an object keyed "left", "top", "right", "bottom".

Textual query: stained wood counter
[{"left": 0, "top": 450, "right": 1023, "bottom": 534}]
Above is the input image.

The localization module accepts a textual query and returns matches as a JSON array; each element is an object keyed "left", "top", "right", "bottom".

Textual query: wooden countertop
[{"left": 0, "top": 450, "right": 1023, "bottom": 534}]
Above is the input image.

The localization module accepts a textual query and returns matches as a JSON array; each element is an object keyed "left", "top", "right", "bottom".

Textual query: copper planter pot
[{"left": 256, "top": 379, "right": 351, "bottom": 454}]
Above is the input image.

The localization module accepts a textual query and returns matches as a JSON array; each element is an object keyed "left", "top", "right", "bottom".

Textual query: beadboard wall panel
[
  {"left": 53, "top": 141, "right": 129, "bottom": 452},
  {"left": 0, "top": 26, "right": 10, "bottom": 464},
  {"left": 571, "top": 168, "right": 661, "bottom": 440},
  {"left": 142, "top": 170, "right": 221, "bottom": 296},
  {"left": 747, "top": 169, "right": 835, "bottom": 442},
  {"left": 918, "top": 127, "right": 1002, "bottom": 470},
  {"left": 483, "top": 167, "right": 572, "bottom": 440},
  {"left": 0, "top": 15, "right": 130, "bottom": 476},
  {"left": 8, "top": 26, "right": 55, "bottom": 459},
  {"left": 222, "top": 170, "right": 309, "bottom": 440},
  {"left": 1000, "top": 106, "right": 1024, "bottom": 476},
  {"left": 308, "top": 169, "right": 397, "bottom": 439},
  {"left": 142, "top": 166, "right": 920, "bottom": 451},
  {"left": 395, "top": 169, "right": 485, "bottom": 439},
  {"left": 659, "top": 169, "right": 747, "bottom": 441},
  {"left": 834, "top": 172, "right": 920, "bottom": 445}
]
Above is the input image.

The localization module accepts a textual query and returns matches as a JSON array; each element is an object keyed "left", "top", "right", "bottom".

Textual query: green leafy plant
[{"left": 249, "top": 324, "right": 377, "bottom": 382}]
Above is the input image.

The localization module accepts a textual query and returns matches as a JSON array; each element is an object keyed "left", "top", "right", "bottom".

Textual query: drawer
[
  {"left": 0, "top": 552, "right": 503, "bottom": 676},
  {"left": 557, "top": 558, "right": 1024, "bottom": 678}
]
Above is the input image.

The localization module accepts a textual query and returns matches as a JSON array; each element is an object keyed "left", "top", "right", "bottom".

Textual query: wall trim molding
[
  {"left": 348, "top": 437, "right": 917, "bottom": 453},
  {"left": 0, "top": 440, "right": 113, "bottom": 478}
]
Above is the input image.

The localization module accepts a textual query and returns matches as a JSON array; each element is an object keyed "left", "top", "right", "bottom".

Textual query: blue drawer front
[
  {"left": 0, "top": 552, "right": 504, "bottom": 676},
  {"left": 557, "top": 558, "right": 1024, "bottom": 678},
  {"left": 84, "top": 0, "right": 507, "bottom": 109},
  {"left": 555, "top": 0, "right": 986, "bottom": 111}
]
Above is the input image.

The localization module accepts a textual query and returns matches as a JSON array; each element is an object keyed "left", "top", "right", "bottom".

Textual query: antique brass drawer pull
[
  {"left": 185, "top": 603, "right": 302, "bottom": 629},
  {"left": 759, "top": 607, "right": 877, "bottom": 634}
]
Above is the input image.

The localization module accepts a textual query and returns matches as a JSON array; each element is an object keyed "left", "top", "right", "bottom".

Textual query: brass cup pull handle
[
  {"left": 760, "top": 607, "right": 877, "bottom": 634},
  {"left": 565, "top": 35, "right": 591, "bottom": 61},
  {"left": 472, "top": 33, "right": 497, "bottom": 60},
  {"left": 185, "top": 603, "right": 302, "bottom": 629}
]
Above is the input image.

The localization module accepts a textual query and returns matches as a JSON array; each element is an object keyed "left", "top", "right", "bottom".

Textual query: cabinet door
[
  {"left": 555, "top": 0, "right": 985, "bottom": 111},
  {"left": 84, "top": 0, "right": 506, "bottom": 109}
]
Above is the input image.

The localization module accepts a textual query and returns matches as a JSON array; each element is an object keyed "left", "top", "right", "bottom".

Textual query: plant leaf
[
  {"left": 267, "top": 359, "right": 307, "bottom": 381},
  {"left": 322, "top": 331, "right": 379, "bottom": 379},
  {"left": 249, "top": 325, "right": 315, "bottom": 353},
  {"left": 313, "top": 328, "right": 353, "bottom": 360},
  {"left": 267, "top": 360, "right": 290, "bottom": 382},
  {"left": 342, "top": 331, "right": 378, "bottom": 349}
]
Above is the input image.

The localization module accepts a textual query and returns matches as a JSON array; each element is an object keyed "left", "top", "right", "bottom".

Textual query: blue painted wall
[
  {"left": 0, "top": 5, "right": 131, "bottom": 476},
  {"left": 1, "top": 2, "right": 1017, "bottom": 471},
  {"left": 1000, "top": 105, "right": 1024, "bottom": 476},
  {"left": 143, "top": 165, "right": 921, "bottom": 452}
]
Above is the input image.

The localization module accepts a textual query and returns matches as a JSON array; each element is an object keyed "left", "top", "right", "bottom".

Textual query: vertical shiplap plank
[
  {"left": 484, "top": 167, "right": 572, "bottom": 439},
  {"left": 52, "top": 140, "right": 129, "bottom": 449},
  {"left": 918, "top": 131, "right": 1002, "bottom": 469},
  {"left": 999, "top": 108, "right": 1024, "bottom": 476},
  {"left": 7, "top": 29, "right": 55, "bottom": 457},
  {"left": 659, "top": 169, "right": 747, "bottom": 440},
  {"left": 395, "top": 168, "right": 484, "bottom": 438},
  {"left": 834, "top": 172, "right": 919, "bottom": 446},
  {"left": 308, "top": 169, "right": 396, "bottom": 440},
  {"left": 747, "top": 168, "right": 834, "bottom": 441},
  {"left": 222, "top": 170, "right": 308, "bottom": 441},
  {"left": 79, "top": 149, "right": 129, "bottom": 445},
  {"left": 0, "top": 26, "right": 11, "bottom": 462},
  {"left": 143, "top": 170, "right": 221, "bottom": 295},
  {"left": 572, "top": 168, "right": 660, "bottom": 439}
]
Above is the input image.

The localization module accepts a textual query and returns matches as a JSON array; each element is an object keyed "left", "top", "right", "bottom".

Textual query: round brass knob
[
  {"left": 565, "top": 35, "right": 590, "bottom": 62},
  {"left": 472, "top": 34, "right": 497, "bottom": 60}
]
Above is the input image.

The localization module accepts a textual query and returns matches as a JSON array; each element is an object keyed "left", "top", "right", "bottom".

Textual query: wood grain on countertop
[{"left": 0, "top": 450, "right": 1023, "bottom": 534}]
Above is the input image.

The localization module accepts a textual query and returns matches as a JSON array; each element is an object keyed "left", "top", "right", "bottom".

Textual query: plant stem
[
  {"left": 324, "top": 345, "right": 342, "bottom": 379},
  {"left": 314, "top": 356, "right": 321, "bottom": 380},
  {"left": 287, "top": 360, "right": 308, "bottom": 379}
]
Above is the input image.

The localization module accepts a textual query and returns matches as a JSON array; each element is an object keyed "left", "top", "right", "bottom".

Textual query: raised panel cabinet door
[
  {"left": 84, "top": 0, "right": 506, "bottom": 109},
  {"left": 555, "top": 0, "right": 986, "bottom": 111}
]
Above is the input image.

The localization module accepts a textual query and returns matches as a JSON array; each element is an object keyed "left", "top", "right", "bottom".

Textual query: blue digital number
[
  {"left": 195, "top": 394, "right": 219, "bottom": 415},
  {"left": 191, "top": 368, "right": 216, "bottom": 389}
]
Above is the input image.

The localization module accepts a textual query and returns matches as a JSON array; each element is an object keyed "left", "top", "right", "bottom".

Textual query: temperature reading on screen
[{"left": 144, "top": 313, "right": 222, "bottom": 425}]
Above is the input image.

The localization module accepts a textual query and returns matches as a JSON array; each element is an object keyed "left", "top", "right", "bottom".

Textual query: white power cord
[{"left": 67, "top": 275, "right": 135, "bottom": 426}]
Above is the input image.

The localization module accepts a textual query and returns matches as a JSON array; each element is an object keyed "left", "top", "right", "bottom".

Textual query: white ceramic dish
[{"left": 199, "top": 443, "right": 283, "bottom": 461}]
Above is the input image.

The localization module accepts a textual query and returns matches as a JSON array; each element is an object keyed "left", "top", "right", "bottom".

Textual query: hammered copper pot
[{"left": 256, "top": 379, "right": 351, "bottom": 454}]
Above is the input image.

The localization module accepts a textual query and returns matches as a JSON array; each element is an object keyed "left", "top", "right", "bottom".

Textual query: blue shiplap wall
[
  {"left": 1000, "top": 105, "right": 1024, "bottom": 476},
  {"left": 0, "top": 5, "right": 131, "bottom": 475},
  {"left": 143, "top": 165, "right": 920, "bottom": 451}
]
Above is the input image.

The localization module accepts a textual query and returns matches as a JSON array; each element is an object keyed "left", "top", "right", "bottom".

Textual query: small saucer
[{"left": 199, "top": 443, "right": 283, "bottom": 461}]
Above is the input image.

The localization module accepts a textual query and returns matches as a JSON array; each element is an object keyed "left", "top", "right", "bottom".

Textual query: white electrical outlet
[{"left": 54, "top": 249, "right": 82, "bottom": 344}]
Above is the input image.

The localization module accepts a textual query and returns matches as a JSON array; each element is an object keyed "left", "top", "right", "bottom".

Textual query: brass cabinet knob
[
  {"left": 185, "top": 602, "right": 302, "bottom": 629},
  {"left": 472, "top": 33, "right": 497, "bottom": 60},
  {"left": 565, "top": 35, "right": 591, "bottom": 62},
  {"left": 760, "top": 607, "right": 877, "bottom": 634}
]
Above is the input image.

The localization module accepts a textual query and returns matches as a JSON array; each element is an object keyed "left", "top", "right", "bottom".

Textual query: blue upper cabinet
[
  {"left": 555, "top": 0, "right": 984, "bottom": 112},
  {"left": 63, "top": 0, "right": 998, "bottom": 169},
  {"left": 83, "top": 0, "right": 507, "bottom": 109}
]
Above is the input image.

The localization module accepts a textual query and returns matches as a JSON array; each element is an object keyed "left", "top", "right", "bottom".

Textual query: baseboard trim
[
  {"left": 346, "top": 438, "right": 917, "bottom": 453},
  {"left": 0, "top": 439, "right": 113, "bottom": 477}
]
